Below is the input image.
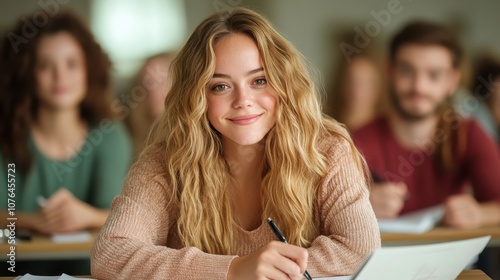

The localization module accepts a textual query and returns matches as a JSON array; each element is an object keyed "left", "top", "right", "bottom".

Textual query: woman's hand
[
  {"left": 443, "top": 194, "right": 483, "bottom": 229},
  {"left": 369, "top": 182, "right": 408, "bottom": 219},
  {"left": 227, "top": 241, "right": 309, "bottom": 280},
  {"left": 38, "top": 188, "right": 100, "bottom": 233}
]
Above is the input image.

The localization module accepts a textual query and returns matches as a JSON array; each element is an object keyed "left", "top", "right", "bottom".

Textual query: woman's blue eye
[{"left": 254, "top": 78, "right": 267, "bottom": 85}]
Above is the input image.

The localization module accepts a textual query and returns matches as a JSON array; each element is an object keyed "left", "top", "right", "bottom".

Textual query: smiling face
[
  {"left": 35, "top": 32, "right": 87, "bottom": 111},
  {"left": 206, "top": 33, "right": 277, "bottom": 146},
  {"left": 390, "top": 44, "right": 460, "bottom": 120}
]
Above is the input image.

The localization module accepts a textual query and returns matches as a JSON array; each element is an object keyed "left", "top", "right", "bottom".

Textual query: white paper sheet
[
  {"left": 51, "top": 231, "right": 92, "bottom": 243},
  {"left": 59, "top": 274, "right": 94, "bottom": 280},
  {"left": 14, "top": 275, "right": 58, "bottom": 280},
  {"left": 313, "top": 276, "right": 351, "bottom": 280},
  {"left": 377, "top": 205, "right": 444, "bottom": 233},
  {"left": 352, "top": 236, "right": 490, "bottom": 280},
  {"left": 15, "top": 274, "right": 95, "bottom": 280}
]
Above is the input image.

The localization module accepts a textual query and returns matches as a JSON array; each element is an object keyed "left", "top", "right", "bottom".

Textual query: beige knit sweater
[{"left": 91, "top": 133, "right": 381, "bottom": 279}]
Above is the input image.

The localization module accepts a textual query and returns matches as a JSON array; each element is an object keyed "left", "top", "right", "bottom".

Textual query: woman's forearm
[
  {"left": 0, "top": 211, "right": 38, "bottom": 231},
  {"left": 87, "top": 207, "right": 110, "bottom": 229}
]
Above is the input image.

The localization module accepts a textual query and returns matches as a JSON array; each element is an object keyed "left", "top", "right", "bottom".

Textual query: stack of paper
[{"left": 377, "top": 205, "right": 444, "bottom": 233}]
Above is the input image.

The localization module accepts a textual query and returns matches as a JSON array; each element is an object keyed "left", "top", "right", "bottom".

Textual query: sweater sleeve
[
  {"left": 307, "top": 136, "right": 381, "bottom": 277},
  {"left": 90, "top": 147, "right": 236, "bottom": 279}
]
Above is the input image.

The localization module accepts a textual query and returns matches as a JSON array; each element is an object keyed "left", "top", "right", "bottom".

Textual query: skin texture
[{"left": 206, "top": 33, "right": 276, "bottom": 147}]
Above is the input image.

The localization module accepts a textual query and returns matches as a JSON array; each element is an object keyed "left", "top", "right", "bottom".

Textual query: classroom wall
[
  {"left": 184, "top": 0, "right": 500, "bottom": 91},
  {"left": 0, "top": 0, "right": 90, "bottom": 34},
  {"left": 1, "top": 0, "right": 500, "bottom": 93}
]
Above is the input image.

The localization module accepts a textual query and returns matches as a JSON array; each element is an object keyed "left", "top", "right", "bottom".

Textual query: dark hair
[
  {"left": 390, "top": 20, "right": 466, "bottom": 172},
  {"left": 390, "top": 20, "right": 463, "bottom": 68},
  {"left": 473, "top": 55, "right": 500, "bottom": 103},
  {"left": 0, "top": 10, "right": 116, "bottom": 173}
]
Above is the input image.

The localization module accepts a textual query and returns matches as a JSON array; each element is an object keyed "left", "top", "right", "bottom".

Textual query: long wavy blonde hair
[{"left": 145, "top": 8, "right": 367, "bottom": 255}]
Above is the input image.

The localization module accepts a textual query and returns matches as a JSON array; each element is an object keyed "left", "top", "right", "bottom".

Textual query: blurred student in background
[
  {"left": 326, "top": 36, "right": 385, "bottom": 132},
  {"left": 353, "top": 21, "right": 500, "bottom": 229},
  {"left": 124, "top": 52, "right": 174, "bottom": 156},
  {"left": 0, "top": 11, "right": 132, "bottom": 234},
  {"left": 453, "top": 55, "right": 499, "bottom": 143},
  {"left": 473, "top": 55, "right": 500, "bottom": 145}
]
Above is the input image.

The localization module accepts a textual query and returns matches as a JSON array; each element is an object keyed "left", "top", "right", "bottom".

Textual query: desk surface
[
  {"left": 0, "top": 270, "right": 491, "bottom": 280},
  {"left": 458, "top": 270, "right": 492, "bottom": 280},
  {"left": 0, "top": 231, "right": 97, "bottom": 261},
  {"left": 381, "top": 226, "right": 500, "bottom": 246}
]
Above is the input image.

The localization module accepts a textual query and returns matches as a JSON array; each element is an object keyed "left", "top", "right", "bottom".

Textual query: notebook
[{"left": 377, "top": 205, "right": 445, "bottom": 233}]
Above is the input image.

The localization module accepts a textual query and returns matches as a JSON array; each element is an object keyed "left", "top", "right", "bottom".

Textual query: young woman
[
  {"left": 326, "top": 47, "right": 386, "bottom": 132},
  {"left": 124, "top": 52, "right": 175, "bottom": 157},
  {"left": 91, "top": 8, "right": 380, "bottom": 279},
  {"left": 0, "top": 11, "right": 132, "bottom": 234}
]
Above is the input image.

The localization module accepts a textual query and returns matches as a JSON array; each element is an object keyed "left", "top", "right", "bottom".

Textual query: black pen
[
  {"left": 371, "top": 171, "right": 385, "bottom": 183},
  {"left": 267, "top": 218, "right": 313, "bottom": 280}
]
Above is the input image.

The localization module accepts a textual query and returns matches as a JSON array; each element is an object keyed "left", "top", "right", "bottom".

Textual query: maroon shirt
[{"left": 353, "top": 117, "right": 500, "bottom": 214}]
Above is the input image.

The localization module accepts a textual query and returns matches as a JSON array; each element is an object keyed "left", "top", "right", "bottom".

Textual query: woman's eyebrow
[{"left": 213, "top": 67, "right": 264, "bottom": 78}]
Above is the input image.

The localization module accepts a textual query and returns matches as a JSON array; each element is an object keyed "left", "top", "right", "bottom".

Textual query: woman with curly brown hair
[{"left": 0, "top": 11, "right": 132, "bottom": 234}]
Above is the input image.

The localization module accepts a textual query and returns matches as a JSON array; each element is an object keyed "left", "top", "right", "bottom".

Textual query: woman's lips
[{"left": 228, "top": 114, "right": 262, "bottom": 125}]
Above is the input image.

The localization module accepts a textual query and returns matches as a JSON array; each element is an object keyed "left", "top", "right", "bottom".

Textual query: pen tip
[{"left": 267, "top": 217, "right": 272, "bottom": 222}]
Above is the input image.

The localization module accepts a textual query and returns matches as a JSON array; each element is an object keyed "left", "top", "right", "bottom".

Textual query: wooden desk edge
[
  {"left": 0, "top": 270, "right": 491, "bottom": 280},
  {"left": 381, "top": 226, "right": 500, "bottom": 247}
]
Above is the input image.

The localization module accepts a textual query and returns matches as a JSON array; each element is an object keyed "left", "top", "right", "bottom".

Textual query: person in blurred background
[
  {"left": 326, "top": 41, "right": 385, "bottom": 132},
  {"left": 473, "top": 54, "right": 500, "bottom": 145},
  {"left": 452, "top": 54, "right": 499, "bottom": 143},
  {"left": 353, "top": 21, "right": 500, "bottom": 229},
  {"left": 124, "top": 52, "right": 174, "bottom": 157},
  {"left": 0, "top": 11, "right": 132, "bottom": 234}
]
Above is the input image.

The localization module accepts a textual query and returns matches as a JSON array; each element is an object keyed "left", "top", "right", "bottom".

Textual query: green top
[{"left": 1, "top": 121, "right": 132, "bottom": 212}]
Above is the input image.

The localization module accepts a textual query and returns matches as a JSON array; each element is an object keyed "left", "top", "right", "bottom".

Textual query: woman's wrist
[
  {"left": 227, "top": 256, "right": 242, "bottom": 280},
  {"left": 14, "top": 212, "right": 40, "bottom": 232}
]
